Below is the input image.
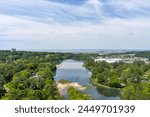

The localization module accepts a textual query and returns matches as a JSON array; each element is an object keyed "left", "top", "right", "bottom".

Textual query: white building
[{"left": 95, "top": 58, "right": 123, "bottom": 63}]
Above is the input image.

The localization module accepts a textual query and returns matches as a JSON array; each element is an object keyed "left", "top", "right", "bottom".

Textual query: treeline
[
  {"left": 84, "top": 59, "right": 150, "bottom": 99},
  {"left": 134, "top": 51, "right": 150, "bottom": 59},
  {"left": 0, "top": 50, "right": 95, "bottom": 100},
  {"left": 99, "top": 51, "right": 150, "bottom": 60},
  {"left": 0, "top": 51, "right": 65, "bottom": 99}
]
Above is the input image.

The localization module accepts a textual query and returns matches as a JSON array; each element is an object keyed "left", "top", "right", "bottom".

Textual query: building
[
  {"left": 11, "top": 48, "right": 16, "bottom": 52},
  {"left": 95, "top": 56, "right": 149, "bottom": 63},
  {"left": 95, "top": 57, "right": 123, "bottom": 63}
]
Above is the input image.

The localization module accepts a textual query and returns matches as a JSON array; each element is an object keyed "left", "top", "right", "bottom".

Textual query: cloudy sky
[{"left": 0, "top": 0, "right": 150, "bottom": 50}]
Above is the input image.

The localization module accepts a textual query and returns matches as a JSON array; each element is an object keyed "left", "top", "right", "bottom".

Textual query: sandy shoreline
[{"left": 57, "top": 82, "right": 87, "bottom": 96}]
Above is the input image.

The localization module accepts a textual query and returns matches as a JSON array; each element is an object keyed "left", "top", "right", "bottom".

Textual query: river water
[{"left": 54, "top": 60, "right": 121, "bottom": 100}]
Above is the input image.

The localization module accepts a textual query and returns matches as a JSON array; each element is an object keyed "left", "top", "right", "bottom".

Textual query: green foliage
[
  {"left": 0, "top": 75, "right": 6, "bottom": 98},
  {"left": 1, "top": 50, "right": 150, "bottom": 100},
  {"left": 108, "top": 75, "right": 121, "bottom": 88},
  {"left": 135, "top": 51, "right": 150, "bottom": 59},
  {"left": 0, "top": 50, "right": 73, "bottom": 100},
  {"left": 122, "top": 83, "right": 150, "bottom": 100},
  {"left": 58, "top": 79, "right": 72, "bottom": 84},
  {"left": 84, "top": 59, "right": 150, "bottom": 99},
  {"left": 0, "top": 50, "right": 93, "bottom": 100},
  {"left": 68, "top": 87, "right": 91, "bottom": 100}
]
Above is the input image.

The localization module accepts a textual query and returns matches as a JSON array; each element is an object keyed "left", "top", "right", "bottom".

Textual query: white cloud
[
  {"left": 0, "top": 0, "right": 150, "bottom": 49},
  {"left": 86, "top": 0, "right": 104, "bottom": 18},
  {"left": 0, "top": 0, "right": 104, "bottom": 23},
  {"left": 87, "top": 0, "right": 102, "bottom": 8},
  {"left": 108, "top": 0, "right": 150, "bottom": 13},
  {"left": 1, "top": 13, "right": 150, "bottom": 49}
]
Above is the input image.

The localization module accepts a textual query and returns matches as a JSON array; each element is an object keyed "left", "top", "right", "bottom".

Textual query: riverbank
[
  {"left": 56, "top": 80, "right": 87, "bottom": 97},
  {"left": 54, "top": 60, "right": 121, "bottom": 100},
  {"left": 91, "top": 79, "right": 122, "bottom": 90},
  {"left": 57, "top": 82, "right": 87, "bottom": 91}
]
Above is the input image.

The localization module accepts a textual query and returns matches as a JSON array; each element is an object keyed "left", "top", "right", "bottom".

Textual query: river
[{"left": 54, "top": 60, "right": 121, "bottom": 100}]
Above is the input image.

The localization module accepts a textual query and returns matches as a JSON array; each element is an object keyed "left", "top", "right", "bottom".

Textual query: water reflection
[
  {"left": 96, "top": 85, "right": 122, "bottom": 97},
  {"left": 54, "top": 60, "right": 121, "bottom": 100}
]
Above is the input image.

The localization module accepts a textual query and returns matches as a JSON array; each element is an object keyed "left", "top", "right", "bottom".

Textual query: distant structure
[
  {"left": 11, "top": 48, "right": 16, "bottom": 52},
  {"left": 95, "top": 58, "right": 122, "bottom": 63},
  {"left": 95, "top": 57, "right": 149, "bottom": 63}
]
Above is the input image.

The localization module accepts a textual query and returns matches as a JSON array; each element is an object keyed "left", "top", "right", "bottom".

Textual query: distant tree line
[{"left": 134, "top": 51, "right": 150, "bottom": 60}]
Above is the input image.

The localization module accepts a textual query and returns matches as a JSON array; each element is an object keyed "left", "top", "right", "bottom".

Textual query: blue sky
[{"left": 0, "top": 0, "right": 150, "bottom": 50}]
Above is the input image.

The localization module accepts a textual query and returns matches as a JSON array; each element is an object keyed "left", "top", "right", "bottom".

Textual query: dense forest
[
  {"left": 84, "top": 59, "right": 150, "bottom": 99},
  {"left": 0, "top": 51, "right": 63, "bottom": 99},
  {"left": 134, "top": 51, "right": 150, "bottom": 60},
  {"left": 0, "top": 50, "right": 150, "bottom": 100},
  {"left": 0, "top": 50, "right": 97, "bottom": 100}
]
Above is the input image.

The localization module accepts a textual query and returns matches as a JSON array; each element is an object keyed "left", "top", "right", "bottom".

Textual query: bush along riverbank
[{"left": 68, "top": 87, "right": 92, "bottom": 100}]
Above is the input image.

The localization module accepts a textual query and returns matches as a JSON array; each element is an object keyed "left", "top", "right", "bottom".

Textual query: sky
[{"left": 0, "top": 0, "right": 150, "bottom": 50}]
